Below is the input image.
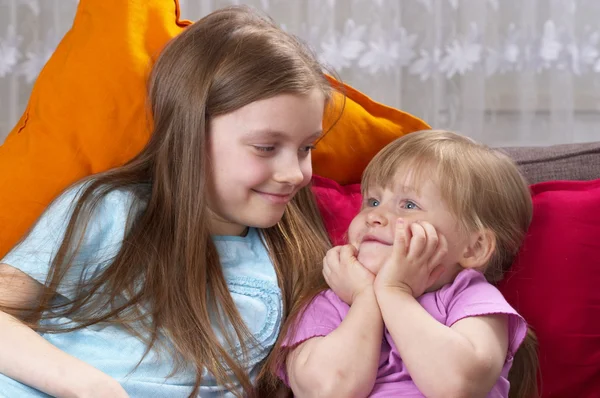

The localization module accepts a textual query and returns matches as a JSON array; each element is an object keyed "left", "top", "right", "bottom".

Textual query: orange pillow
[
  {"left": 317, "top": 78, "right": 429, "bottom": 184},
  {"left": 0, "top": 0, "right": 428, "bottom": 258}
]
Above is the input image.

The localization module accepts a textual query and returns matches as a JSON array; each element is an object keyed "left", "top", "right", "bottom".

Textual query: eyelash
[
  {"left": 254, "top": 146, "right": 275, "bottom": 152},
  {"left": 253, "top": 145, "right": 316, "bottom": 153}
]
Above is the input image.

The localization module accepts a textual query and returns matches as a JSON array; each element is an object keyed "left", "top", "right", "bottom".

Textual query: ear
[{"left": 459, "top": 229, "right": 496, "bottom": 270}]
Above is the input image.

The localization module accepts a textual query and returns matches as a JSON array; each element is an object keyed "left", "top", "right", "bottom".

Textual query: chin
[
  {"left": 356, "top": 253, "right": 382, "bottom": 274},
  {"left": 246, "top": 212, "right": 286, "bottom": 229}
]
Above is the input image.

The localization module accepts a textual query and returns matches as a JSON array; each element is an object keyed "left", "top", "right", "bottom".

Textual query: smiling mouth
[
  {"left": 361, "top": 236, "right": 392, "bottom": 246},
  {"left": 253, "top": 189, "right": 294, "bottom": 204}
]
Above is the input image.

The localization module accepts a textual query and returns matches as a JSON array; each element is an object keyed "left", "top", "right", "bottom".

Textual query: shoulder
[
  {"left": 49, "top": 182, "right": 147, "bottom": 258},
  {"left": 64, "top": 182, "right": 146, "bottom": 238},
  {"left": 440, "top": 269, "right": 495, "bottom": 302},
  {"left": 440, "top": 269, "right": 511, "bottom": 321},
  {"left": 1, "top": 182, "right": 147, "bottom": 289},
  {"left": 319, "top": 289, "right": 349, "bottom": 310},
  {"left": 303, "top": 289, "right": 348, "bottom": 311},
  {"left": 47, "top": 180, "right": 144, "bottom": 219},
  {"left": 87, "top": 183, "right": 146, "bottom": 215},
  {"left": 297, "top": 289, "right": 348, "bottom": 326},
  {"left": 84, "top": 184, "right": 148, "bottom": 251},
  {"left": 281, "top": 289, "right": 346, "bottom": 349},
  {"left": 93, "top": 185, "right": 145, "bottom": 225},
  {"left": 299, "top": 289, "right": 348, "bottom": 326},
  {"left": 441, "top": 270, "right": 528, "bottom": 354}
]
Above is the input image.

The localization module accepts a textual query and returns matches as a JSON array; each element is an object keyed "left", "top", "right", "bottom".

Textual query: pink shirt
[{"left": 281, "top": 269, "right": 527, "bottom": 397}]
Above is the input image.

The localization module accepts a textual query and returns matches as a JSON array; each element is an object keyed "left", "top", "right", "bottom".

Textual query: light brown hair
[
  {"left": 5, "top": 6, "right": 333, "bottom": 398},
  {"left": 362, "top": 130, "right": 539, "bottom": 398}
]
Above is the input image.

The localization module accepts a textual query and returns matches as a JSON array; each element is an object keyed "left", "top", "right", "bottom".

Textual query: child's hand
[
  {"left": 323, "top": 245, "right": 375, "bottom": 305},
  {"left": 374, "top": 219, "right": 447, "bottom": 298}
]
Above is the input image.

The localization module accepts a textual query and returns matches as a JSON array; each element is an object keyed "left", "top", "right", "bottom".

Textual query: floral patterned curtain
[{"left": 2, "top": 0, "right": 600, "bottom": 146}]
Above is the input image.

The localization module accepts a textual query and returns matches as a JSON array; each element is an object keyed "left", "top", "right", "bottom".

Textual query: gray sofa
[{"left": 501, "top": 141, "right": 600, "bottom": 184}]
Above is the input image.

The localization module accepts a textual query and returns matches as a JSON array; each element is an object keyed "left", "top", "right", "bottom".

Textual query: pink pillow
[
  {"left": 312, "top": 175, "right": 600, "bottom": 397},
  {"left": 499, "top": 179, "right": 600, "bottom": 398},
  {"left": 312, "top": 175, "right": 361, "bottom": 246}
]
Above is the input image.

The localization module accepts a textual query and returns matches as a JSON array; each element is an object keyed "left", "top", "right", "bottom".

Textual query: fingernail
[{"left": 397, "top": 218, "right": 404, "bottom": 225}]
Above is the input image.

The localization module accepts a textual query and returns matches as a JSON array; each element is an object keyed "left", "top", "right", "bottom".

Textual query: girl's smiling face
[{"left": 207, "top": 89, "right": 325, "bottom": 236}]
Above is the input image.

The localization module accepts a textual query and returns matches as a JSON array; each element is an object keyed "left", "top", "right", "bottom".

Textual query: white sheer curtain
[{"left": 2, "top": 0, "right": 600, "bottom": 146}]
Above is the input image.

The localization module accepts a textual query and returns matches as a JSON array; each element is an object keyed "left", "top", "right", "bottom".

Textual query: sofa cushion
[
  {"left": 498, "top": 179, "right": 600, "bottom": 397},
  {"left": 312, "top": 175, "right": 361, "bottom": 246}
]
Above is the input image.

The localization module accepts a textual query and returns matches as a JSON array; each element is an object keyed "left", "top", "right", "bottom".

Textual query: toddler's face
[{"left": 347, "top": 170, "right": 469, "bottom": 291}]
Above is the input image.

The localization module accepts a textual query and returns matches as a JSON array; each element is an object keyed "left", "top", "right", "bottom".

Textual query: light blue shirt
[{"left": 0, "top": 184, "right": 282, "bottom": 397}]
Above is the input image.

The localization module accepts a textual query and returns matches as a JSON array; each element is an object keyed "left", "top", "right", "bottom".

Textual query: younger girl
[
  {"left": 0, "top": 6, "right": 333, "bottom": 398},
  {"left": 279, "top": 130, "right": 539, "bottom": 398}
]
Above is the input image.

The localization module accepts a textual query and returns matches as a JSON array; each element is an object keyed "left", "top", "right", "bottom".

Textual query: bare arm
[
  {"left": 377, "top": 289, "right": 508, "bottom": 398},
  {"left": 0, "top": 263, "right": 128, "bottom": 398},
  {"left": 286, "top": 288, "right": 382, "bottom": 398}
]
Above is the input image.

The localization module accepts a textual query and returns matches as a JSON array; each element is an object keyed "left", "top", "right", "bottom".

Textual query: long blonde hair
[
  {"left": 6, "top": 6, "right": 333, "bottom": 398},
  {"left": 362, "top": 130, "right": 539, "bottom": 398}
]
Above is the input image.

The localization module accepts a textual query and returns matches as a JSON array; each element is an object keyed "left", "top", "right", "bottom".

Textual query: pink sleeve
[
  {"left": 278, "top": 289, "right": 348, "bottom": 384},
  {"left": 441, "top": 270, "right": 527, "bottom": 357},
  {"left": 282, "top": 289, "right": 348, "bottom": 348}
]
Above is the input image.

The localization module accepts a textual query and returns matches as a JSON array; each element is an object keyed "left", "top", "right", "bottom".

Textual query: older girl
[{"left": 0, "top": 6, "right": 332, "bottom": 398}]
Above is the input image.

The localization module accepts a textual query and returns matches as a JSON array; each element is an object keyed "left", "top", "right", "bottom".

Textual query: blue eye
[
  {"left": 402, "top": 200, "right": 419, "bottom": 210},
  {"left": 367, "top": 198, "right": 380, "bottom": 207}
]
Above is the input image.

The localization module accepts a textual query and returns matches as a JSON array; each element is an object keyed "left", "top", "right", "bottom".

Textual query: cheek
[
  {"left": 347, "top": 217, "right": 363, "bottom": 245},
  {"left": 233, "top": 156, "right": 272, "bottom": 183},
  {"left": 441, "top": 236, "right": 469, "bottom": 263}
]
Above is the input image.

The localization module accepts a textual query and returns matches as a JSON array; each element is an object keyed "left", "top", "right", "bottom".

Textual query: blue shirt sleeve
[{"left": 1, "top": 183, "right": 139, "bottom": 301}]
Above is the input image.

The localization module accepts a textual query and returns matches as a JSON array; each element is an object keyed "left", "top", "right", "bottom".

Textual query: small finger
[
  {"left": 408, "top": 222, "right": 426, "bottom": 258},
  {"left": 322, "top": 267, "right": 331, "bottom": 286},
  {"left": 340, "top": 244, "right": 356, "bottom": 262},
  {"left": 391, "top": 218, "right": 408, "bottom": 258},
  {"left": 325, "top": 246, "right": 342, "bottom": 266},
  {"left": 327, "top": 246, "right": 343, "bottom": 257},
  {"left": 420, "top": 221, "right": 440, "bottom": 259},
  {"left": 322, "top": 256, "right": 331, "bottom": 273},
  {"left": 322, "top": 258, "right": 329, "bottom": 274},
  {"left": 428, "top": 232, "right": 448, "bottom": 270}
]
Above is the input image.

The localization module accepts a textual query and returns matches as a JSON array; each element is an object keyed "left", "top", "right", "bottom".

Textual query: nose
[
  {"left": 366, "top": 207, "right": 391, "bottom": 227},
  {"left": 273, "top": 154, "right": 307, "bottom": 186}
]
